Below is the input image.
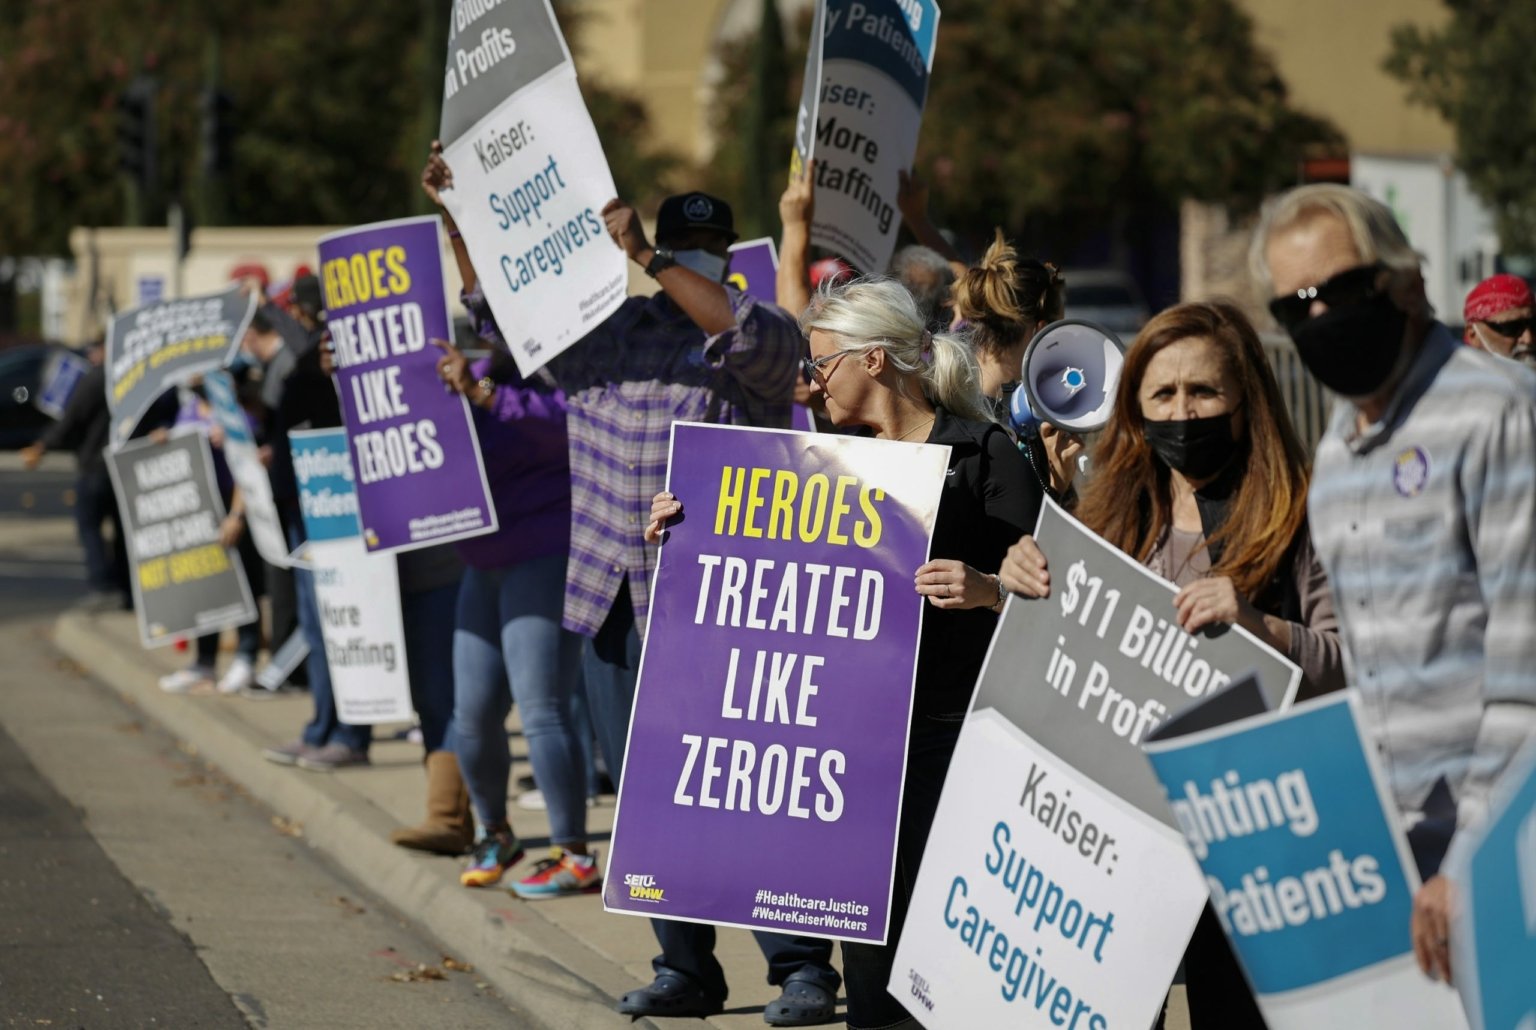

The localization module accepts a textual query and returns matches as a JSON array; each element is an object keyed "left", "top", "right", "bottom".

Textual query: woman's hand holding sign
[
  {"left": 1000, "top": 534, "right": 1051, "bottom": 600},
  {"left": 914, "top": 559, "right": 1002, "bottom": 611},
  {"left": 645, "top": 491, "right": 682, "bottom": 544}
]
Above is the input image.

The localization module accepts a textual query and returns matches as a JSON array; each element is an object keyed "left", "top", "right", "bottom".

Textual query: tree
[
  {"left": 704, "top": 0, "right": 1340, "bottom": 256},
  {"left": 1385, "top": 3, "right": 1536, "bottom": 253}
]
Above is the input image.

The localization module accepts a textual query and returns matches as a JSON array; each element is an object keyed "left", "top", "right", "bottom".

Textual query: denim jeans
[
  {"left": 289, "top": 522, "right": 370, "bottom": 753},
  {"left": 452, "top": 555, "right": 586, "bottom": 844},
  {"left": 841, "top": 715, "right": 962, "bottom": 1029},
  {"left": 402, "top": 581, "right": 460, "bottom": 754},
  {"left": 581, "top": 582, "right": 837, "bottom": 1001}
]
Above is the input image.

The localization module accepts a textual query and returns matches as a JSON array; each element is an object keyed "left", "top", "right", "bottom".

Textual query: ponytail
[
  {"left": 922, "top": 330, "right": 993, "bottom": 424},
  {"left": 951, "top": 229, "right": 1065, "bottom": 358}
]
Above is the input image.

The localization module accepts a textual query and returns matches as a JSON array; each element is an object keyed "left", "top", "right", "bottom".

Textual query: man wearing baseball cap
[{"left": 1463, "top": 272, "right": 1535, "bottom": 368}]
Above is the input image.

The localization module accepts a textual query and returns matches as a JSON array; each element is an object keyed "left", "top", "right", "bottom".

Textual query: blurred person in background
[
  {"left": 1462, "top": 272, "right": 1535, "bottom": 368},
  {"left": 1001, "top": 300, "right": 1344, "bottom": 1026},
  {"left": 1255, "top": 183, "right": 1536, "bottom": 985}
]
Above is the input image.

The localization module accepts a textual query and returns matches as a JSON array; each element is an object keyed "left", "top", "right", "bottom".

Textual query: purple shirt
[{"left": 452, "top": 356, "right": 572, "bottom": 571}]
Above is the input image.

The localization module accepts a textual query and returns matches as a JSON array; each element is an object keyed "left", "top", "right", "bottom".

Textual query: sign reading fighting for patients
[
  {"left": 1145, "top": 694, "right": 1469, "bottom": 1029},
  {"left": 727, "top": 238, "right": 780, "bottom": 305},
  {"left": 1448, "top": 738, "right": 1536, "bottom": 1030},
  {"left": 604, "top": 423, "right": 948, "bottom": 943},
  {"left": 290, "top": 428, "right": 413, "bottom": 725},
  {"left": 796, "top": 0, "right": 940, "bottom": 274},
  {"left": 437, "top": 0, "right": 627, "bottom": 375},
  {"left": 107, "top": 432, "right": 257, "bottom": 649},
  {"left": 317, "top": 216, "right": 497, "bottom": 554},
  {"left": 105, "top": 285, "right": 256, "bottom": 444},
  {"left": 975, "top": 498, "right": 1300, "bottom": 825},
  {"left": 202, "top": 371, "right": 291, "bottom": 568}
]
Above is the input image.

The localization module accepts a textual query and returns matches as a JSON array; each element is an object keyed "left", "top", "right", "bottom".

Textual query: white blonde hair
[
  {"left": 800, "top": 277, "right": 993, "bottom": 425},
  {"left": 1249, "top": 183, "right": 1424, "bottom": 301}
]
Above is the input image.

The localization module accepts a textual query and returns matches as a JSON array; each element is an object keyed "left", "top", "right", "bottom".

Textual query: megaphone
[{"left": 1018, "top": 319, "right": 1126, "bottom": 434}]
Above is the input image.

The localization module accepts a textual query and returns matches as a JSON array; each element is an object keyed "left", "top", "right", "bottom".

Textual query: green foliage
[
  {"left": 1385, "top": 2, "right": 1536, "bottom": 253},
  {"left": 0, "top": 0, "right": 679, "bottom": 254}
]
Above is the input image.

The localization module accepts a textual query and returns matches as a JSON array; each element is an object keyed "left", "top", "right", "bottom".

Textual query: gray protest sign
[
  {"left": 439, "top": 0, "right": 571, "bottom": 145},
  {"left": 105, "top": 285, "right": 256, "bottom": 444},
  {"left": 978, "top": 498, "right": 1301, "bottom": 827},
  {"left": 107, "top": 432, "right": 258, "bottom": 649}
]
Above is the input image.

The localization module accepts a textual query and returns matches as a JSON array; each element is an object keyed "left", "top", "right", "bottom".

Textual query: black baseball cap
[{"left": 655, "top": 192, "right": 738, "bottom": 244}]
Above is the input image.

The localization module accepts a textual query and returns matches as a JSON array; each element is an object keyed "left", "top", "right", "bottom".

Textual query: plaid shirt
[{"left": 545, "top": 288, "right": 799, "bottom": 636}]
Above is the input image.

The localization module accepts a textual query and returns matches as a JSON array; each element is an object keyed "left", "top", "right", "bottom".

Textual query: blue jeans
[
  {"left": 582, "top": 582, "right": 836, "bottom": 1001},
  {"left": 402, "top": 582, "right": 459, "bottom": 753},
  {"left": 452, "top": 555, "right": 586, "bottom": 844},
  {"left": 289, "top": 522, "right": 370, "bottom": 753}
]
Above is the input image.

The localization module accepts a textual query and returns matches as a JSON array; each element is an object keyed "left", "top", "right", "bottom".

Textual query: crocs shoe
[
  {"left": 509, "top": 848, "right": 601, "bottom": 899},
  {"left": 616, "top": 973, "right": 724, "bottom": 1019},
  {"left": 764, "top": 969, "right": 839, "bottom": 1026},
  {"left": 460, "top": 830, "right": 524, "bottom": 888}
]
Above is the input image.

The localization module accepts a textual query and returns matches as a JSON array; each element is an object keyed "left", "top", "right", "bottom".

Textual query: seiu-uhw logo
[
  {"left": 906, "top": 969, "right": 934, "bottom": 1012},
  {"left": 623, "top": 873, "right": 665, "bottom": 902}
]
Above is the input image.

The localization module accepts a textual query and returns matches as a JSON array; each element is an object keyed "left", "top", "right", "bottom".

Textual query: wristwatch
[{"left": 645, "top": 246, "right": 676, "bottom": 278}]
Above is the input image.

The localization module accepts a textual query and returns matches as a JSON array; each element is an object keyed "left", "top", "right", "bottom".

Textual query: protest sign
[
  {"left": 1447, "top": 738, "right": 1536, "bottom": 1030},
  {"left": 604, "top": 422, "right": 948, "bottom": 943},
  {"left": 801, "top": 0, "right": 940, "bottom": 274},
  {"left": 317, "top": 216, "right": 497, "bottom": 554},
  {"left": 791, "top": 1, "right": 826, "bottom": 181},
  {"left": 889, "top": 497, "right": 1300, "bottom": 1028},
  {"left": 201, "top": 371, "right": 290, "bottom": 568},
  {"left": 107, "top": 432, "right": 257, "bottom": 649},
  {"left": 976, "top": 498, "right": 1300, "bottom": 825},
  {"left": 105, "top": 285, "right": 256, "bottom": 444},
  {"left": 290, "top": 428, "right": 413, "bottom": 725},
  {"left": 36, "top": 350, "right": 89, "bottom": 420},
  {"left": 1145, "top": 694, "right": 1469, "bottom": 1029},
  {"left": 727, "top": 238, "right": 780, "bottom": 305},
  {"left": 438, "top": 0, "right": 627, "bottom": 375}
]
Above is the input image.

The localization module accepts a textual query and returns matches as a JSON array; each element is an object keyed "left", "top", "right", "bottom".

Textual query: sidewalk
[{"left": 53, "top": 607, "right": 848, "bottom": 1030}]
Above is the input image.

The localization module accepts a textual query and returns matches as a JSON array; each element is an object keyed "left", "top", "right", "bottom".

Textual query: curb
[{"left": 54, "top": 609, "right": 662, "bottom": 1030}]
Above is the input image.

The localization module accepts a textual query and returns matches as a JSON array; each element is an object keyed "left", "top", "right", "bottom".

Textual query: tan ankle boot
[{"left": 391, "top": 750, "right": 474, "bottom": 854}]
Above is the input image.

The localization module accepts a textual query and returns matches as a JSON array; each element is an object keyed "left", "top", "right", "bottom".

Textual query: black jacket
[{"left": 914, "top": 407, "right": 1042, "bottom": 718}]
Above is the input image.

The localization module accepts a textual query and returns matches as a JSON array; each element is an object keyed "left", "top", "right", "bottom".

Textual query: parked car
[
  {"left": 1062, "top": 269, "right": 1150, "bottom": 338},
  {"left": 0, "top": 345, "right": 57, "bottom": 449}
]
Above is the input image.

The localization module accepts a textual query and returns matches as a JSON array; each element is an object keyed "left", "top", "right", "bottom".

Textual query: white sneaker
[
  {"left": 515, "top": 789, "right": 599, "bottom": 811},
  {"left": 159, "top": 667, "right": 215, "bottom": 694},
  {"left": 216, "top": 657, "right": 255, "bottom": 695}
]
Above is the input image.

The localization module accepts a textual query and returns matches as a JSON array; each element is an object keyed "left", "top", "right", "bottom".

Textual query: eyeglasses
[
  {"left": 1268, "top": 263, "right": 1386, "bottom": 331},
  {"left": 800, "top": 351, "right": 846, "bottom": 385},
  {"left": 1480, "top": 316, "right": 1535, "bottom": 339}
]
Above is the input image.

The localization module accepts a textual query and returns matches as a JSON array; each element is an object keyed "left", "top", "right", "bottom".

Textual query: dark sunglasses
[
  {"left": 1268, "top": 263, "right": 1386, "bottom": 331},
  {"left": 800, "top": 351, "right": 845, "bottom": 385},
  {"left": 1480, "top": 316, "right": 1534, "bottom": 339}
]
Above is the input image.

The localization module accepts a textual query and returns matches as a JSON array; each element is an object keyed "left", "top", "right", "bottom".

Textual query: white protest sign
[
  {"left": 290, "top": 428, "right": 412, "bottom": 725},
  {"left": 807, "top": 0, "right": 939, "bottom": 274},
  {"left": 892, "top": 710, "right": 1206, "bottom": 1028},
  {"left": 202, "top": 371, "right": 291, "bottom": 568},
  {"left": 438, "top": 0, "right": 627, "bottom": 375},
  {"left": 1145, "top": 694, "right": 1469, "bottom": 1030}
]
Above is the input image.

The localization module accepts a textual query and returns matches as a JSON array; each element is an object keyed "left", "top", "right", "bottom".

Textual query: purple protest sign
[
  {"left": 318, "top": 216, "right": 497, "bottom": 553},
  {"left": 604, "top": 422, "right": 949, "bottom": 943},
  {"left": 726, "top": 238, "right": 780, "bottom": 305}
]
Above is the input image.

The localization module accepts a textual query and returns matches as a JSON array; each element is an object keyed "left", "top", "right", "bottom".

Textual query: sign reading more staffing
[
  {"left": 107, "top": 431, "right": 258, "bottom": 649},
  {"left": 437, "top": 0, "right": 628, "bottom": 375},
  {"left": 605, "top": 423, "right": 948, "bottom": 944}
]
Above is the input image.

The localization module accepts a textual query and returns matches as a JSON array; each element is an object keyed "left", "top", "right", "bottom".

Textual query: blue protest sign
[
  {"left": 1450, "top": 740, "right": 1536, "bottom": 1030},
  {"left": 288, "top": 428, "right": 360, "bottom": 544},
  {"left": 1145, "top": 693, "right": 1468, "bottom": 1028}
]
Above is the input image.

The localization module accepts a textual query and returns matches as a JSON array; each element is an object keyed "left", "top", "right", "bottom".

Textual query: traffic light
[
  {"left": 116, "top": 76, "right": 157, "bottom": 194},
  {"left": 200, "top": 88, "right": 235, "bottom": 175}
]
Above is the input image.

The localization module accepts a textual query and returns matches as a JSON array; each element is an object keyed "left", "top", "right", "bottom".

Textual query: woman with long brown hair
[{"left": 1000, "top": 299, "right": 1343, "bottom": 1027}]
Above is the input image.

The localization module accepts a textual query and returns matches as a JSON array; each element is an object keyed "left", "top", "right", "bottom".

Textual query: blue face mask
[{"left": 674, "top": 249, "right": 728, "bottom": 283}]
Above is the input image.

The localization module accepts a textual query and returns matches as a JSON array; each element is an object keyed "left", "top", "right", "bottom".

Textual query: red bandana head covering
[{"left": 1463, "top": 274, "right": 1533, "bottom": 324}]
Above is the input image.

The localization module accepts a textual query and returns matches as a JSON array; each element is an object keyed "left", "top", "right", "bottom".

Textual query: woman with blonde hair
[
  {"left": 1001, "top": 299, "right": 1343, "bottom": 1027},
  {"left": 650, "top": 277, "right": 1042, "bottom": 1029}
]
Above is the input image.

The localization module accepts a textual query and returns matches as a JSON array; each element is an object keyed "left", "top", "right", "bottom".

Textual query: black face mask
[
  {"left": 1286, "top": 291, "right": 1409, "bottom": 398},
  {"left": 1143, "top": 412, "right": 1240, "bottom": 480}
]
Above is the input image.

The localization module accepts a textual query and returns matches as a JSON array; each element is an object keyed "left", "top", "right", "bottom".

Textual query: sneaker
[
  {"left": 159, "top": 666, "right": 215, "bottom": 694},
  {"left": 516, "top": 789, "right": 599, "bottom": 811},
  {"left": 261, "top": 740, "right": 316, "bottom": 766},
  {"left": 295, "top": 743, "right": 371, "bottom": 772},
  {"left": 216, "top": 657, "right": 255, "bottom": 695},
  {"left": 510, "top": 848, "right": 601, "bottom": 899},
  {"left": 460, "top": 831, "right": 525, "bottom": 888}
]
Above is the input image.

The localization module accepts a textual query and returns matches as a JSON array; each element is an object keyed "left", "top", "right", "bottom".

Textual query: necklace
[{"left": 894, "top": 415, "right": 935, "bottom": 442}]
